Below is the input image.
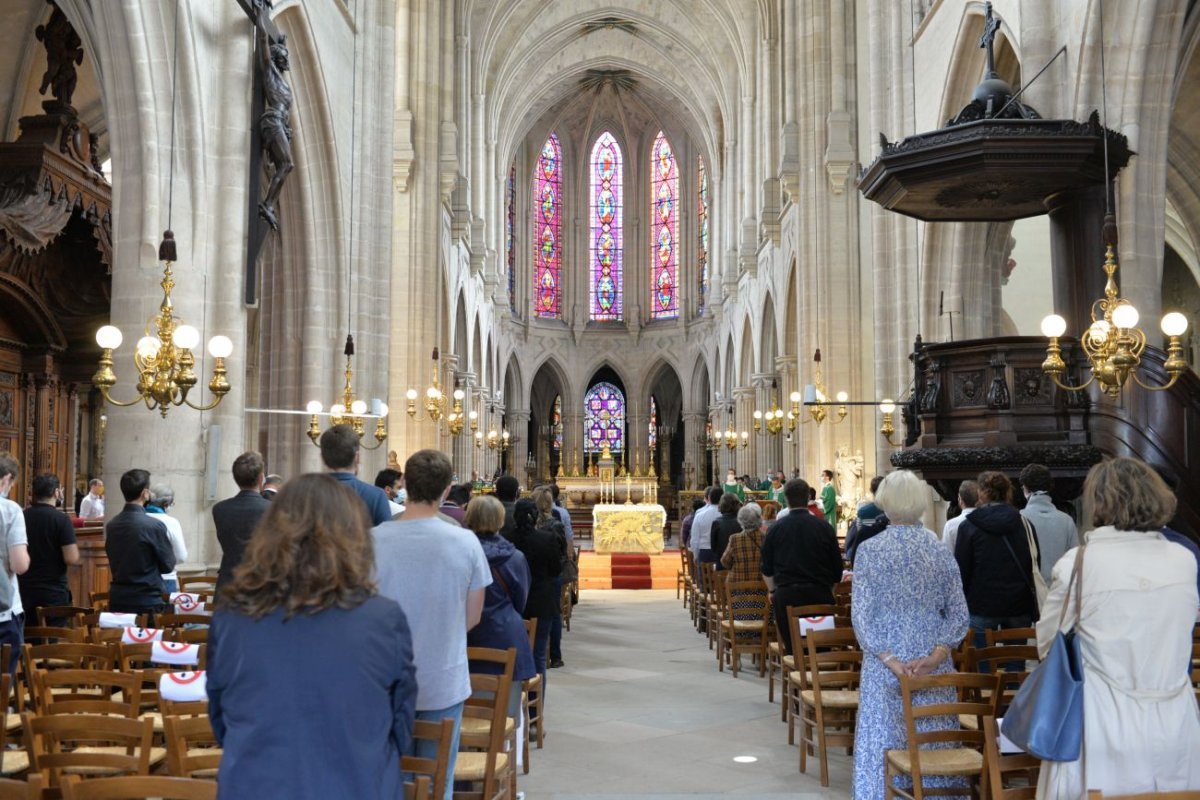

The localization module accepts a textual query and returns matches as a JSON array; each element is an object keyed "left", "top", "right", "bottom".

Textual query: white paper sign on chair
[
  {"left": 120, "top": 627, "right": 163, "bottom": 645},
  {"left": 798, "top": 616, "right": 836, "bottom": 636},
  {"left": 151, "top": 641, "right": 201, "bottom": 666},
  {"left": 158, "top": 671, "right": 207, "bottom": 702},
  {"left": 169, "top": 592, "right": 207, "bottom": 614},
  {"left": 98, "top": 612, "right": 139, "bottom": 629}
]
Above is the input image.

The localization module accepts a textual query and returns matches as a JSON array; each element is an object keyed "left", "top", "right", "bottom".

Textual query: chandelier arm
[
  {"left": 1047, "top": 372, "right": 1095, "bottom": 393},
  {"left": 358, "top": 437, "right": 387, "bottom": 451},
  {"left": 183, "top": 395, "right": 224, "bottom": 412},
  {"left": 97, "top": 388, "right": 153, "bottom": 408},
  {"left": 1128, "top": 371, "right": 1181, "bottom": 392}
]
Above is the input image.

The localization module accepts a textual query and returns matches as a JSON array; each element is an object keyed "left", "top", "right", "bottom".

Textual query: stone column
[{"left": 681, "top": 411, "right": 706, "bottom": 490}]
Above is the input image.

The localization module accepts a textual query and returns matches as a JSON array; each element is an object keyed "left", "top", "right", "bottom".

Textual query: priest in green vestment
[{"left": 820, "top": 469, "right": 838, "bottom": 526}]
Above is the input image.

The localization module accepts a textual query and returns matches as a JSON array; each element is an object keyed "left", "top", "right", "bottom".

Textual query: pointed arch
[
  {"left": 584, "top": 365, "right": 627, "bottom": 454},
  {"left": 589, "top": 130, "right": 624, "bottom": 320},
  {"left": 533, "top": 133, "right": 562, "bottom": 318},
  {"left": 650, "top": 130, "right": 679, "bottom": 319},
  {"left": 697, "top": 153, "right": 711, "bottom": 315},
  {"left": 739, "top": 314, "right": 754, "bottom": 385},
  {"left": 760, "top": 291, "right": 778, "bottom": 373}
]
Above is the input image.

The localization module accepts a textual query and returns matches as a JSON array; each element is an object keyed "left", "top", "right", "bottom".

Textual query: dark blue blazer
[
  {"left": 207, "top": 596, "right": 417, "bottom": 799},
  {"left": 330, "top": 472, "right": 393, "bottom": 526},
  {"left": 212, "top": 489, "right": 271, "bottom": 592}
]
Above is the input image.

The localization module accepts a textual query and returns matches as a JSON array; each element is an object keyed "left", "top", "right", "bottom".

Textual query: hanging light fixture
[
  {"left": 405, "top": 347, "right": 448, "bottom": 423},
  {"left": 752, "top": 379, "right": 788, "bottom": 436},
  {"left": 93, "top": 4, "right": 232, "bottom": 417},
  {"left": 305, "top": 335, "right": 387, "bottom": 448},
  {"left": 800, "top": 349, "right": 849, "bottom": 426},
  {"left": 1040, "top": 0, "right": 1190, "bottom": 395}
]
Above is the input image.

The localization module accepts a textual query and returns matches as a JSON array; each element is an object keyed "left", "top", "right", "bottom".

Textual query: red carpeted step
[
  {"left": 611, "top": 565, "right": 650, "bottom": 577},
  {"left": 610, "top": 554, "right": 651, "bottom": 567},
  {"left": 611, "top": 576, "right": 654, "bottom": 590}
]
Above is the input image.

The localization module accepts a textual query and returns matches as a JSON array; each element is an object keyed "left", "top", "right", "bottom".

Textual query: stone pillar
[{"left": 681, "top": 411, "right": 706, "bottom": 490}]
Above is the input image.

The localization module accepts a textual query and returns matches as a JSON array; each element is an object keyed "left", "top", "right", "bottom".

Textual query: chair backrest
[
  {"left": 982, "top": 715, "right": 1040, "bottom": 800},
  {"left": 88, "top": 591, "right": 109, "bottom": 611},
  {"left": 404, "top": 776, "right": 433, "bottom": 800},
  {"left": 460, "top": 646, "right": 515, "bottom": 746},
  {"left": 785, "top": 604, "right": 839, "bottom": 663},
  {"left": 400, "top": 717, "right": 454, "bottom": 800},
  {"left": 60, "top": 774, "right": 217, "bottom": 800},
  {"left": 804, "top": 628, "right": 862, "bottom": 695},
  {"left": 969, "top": 644, "right": 1040, "bottom": 716},
  {"left": 36, "top": 607, "right": 93, "bottom": 627},
  {"left": 178, "top": 576, "right": 218, "bottom": 594},
  {"left": 25, "top": 711, "right": 155, "bottom": 785},
  {"left": 984, "top": 627, "right": 1036, "bottom": 647},
  {"left": 722, "top": 579, "right": 770, "bottom": 623},
  {"left": 832, "top": 581, "right": 852, "bottom": 611},
  {"left": 22, "top": 626, "right": 85, "bottom": 646},
  {"left": 23, "top": 643, "right": 115, "bottom": 677},
  {"left": 897, "top": 671, "right": 1002, "bottom": 788},
  {"left": 162, "top": 714, "right": 221, "bottom": 779},
  {"left": 117, "top": 642, "right": 206, "bottom": 671},
  {"left": 79, "top": 614, "right": 148, "bottom": 645},
  {"left": 156, "top": 614, "right": 212, "bottom": 631},
  {"left": 33, "top": 668, "right": 141, "bottom": 718}
]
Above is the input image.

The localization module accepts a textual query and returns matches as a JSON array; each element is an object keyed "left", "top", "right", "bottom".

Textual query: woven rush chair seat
[
  {"left": 459, "top": 715, "right": 516, "bottom": 738},
  {"left": 59, "top": 774, "right": 216, "bottom": 800},
  {"left": 452, "top": 750, "right": 511, "bottom": 782},
  {"left": 885, "top": 747, "right": 983, "bottom": 775},
  {"left": 798, "top": 688, "right": 859, "bottom": 708}
]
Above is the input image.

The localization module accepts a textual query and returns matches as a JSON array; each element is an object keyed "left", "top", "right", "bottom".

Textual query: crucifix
[
  {"left": 979, "top": 2, "right": 1001, "bottom": 78},
  {"left": 235, "top": 0, "right": 294, "bottom": 306}
]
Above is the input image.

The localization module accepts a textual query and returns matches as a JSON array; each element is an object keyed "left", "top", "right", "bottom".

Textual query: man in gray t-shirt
[
  {"left": 0, "top": 453, "right": 30, "bottom": 674},
  {"left": 372, "top": 449, "right": 489, "bottom": 800}
]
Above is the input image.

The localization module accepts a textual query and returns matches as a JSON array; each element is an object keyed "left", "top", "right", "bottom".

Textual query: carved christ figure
[
  {"left": 252, "top": 0, "right": 293, "bottom": 231},
  {"left": 35, "top": 2, "right": 84, "bottom": 109}
]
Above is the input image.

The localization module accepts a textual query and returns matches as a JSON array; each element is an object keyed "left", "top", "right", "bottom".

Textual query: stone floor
[{"left": 517, "top": 589, "right": 852, "bottom": 799}]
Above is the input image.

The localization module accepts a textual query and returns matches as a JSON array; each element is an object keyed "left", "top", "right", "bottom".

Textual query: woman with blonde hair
[
  {"left": 1037, "top": 457, "right": 1200, "bottom": 798},
  {"left": 208, "top": 473, "right": 417, "bottom": 798}
]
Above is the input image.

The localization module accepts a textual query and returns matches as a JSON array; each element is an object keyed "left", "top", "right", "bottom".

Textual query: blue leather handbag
[{"left": 1001, "top": 545, "right": 1086, "bottom": 761}]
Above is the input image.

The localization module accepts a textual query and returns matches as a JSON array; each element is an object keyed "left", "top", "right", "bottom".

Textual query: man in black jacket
[
  {"left": 761, "top": 478, "right": 844, "bottom": 655},
  {"left": 105, "top": 469, "right": 175, "bottom": 617},
  {"left": 213, "top": 451, "right": 271, "bottom": 594}
]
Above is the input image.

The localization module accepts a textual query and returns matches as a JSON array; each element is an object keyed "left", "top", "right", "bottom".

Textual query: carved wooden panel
[
  {"left": 1014, "top": 368, "right": 1052, "bottom": 406},
  {"left": 951, "top": 370, "right": 986, "bottom": 407}
]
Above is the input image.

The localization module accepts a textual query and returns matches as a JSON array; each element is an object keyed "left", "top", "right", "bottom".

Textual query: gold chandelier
[
  {"left": 1040, "top": 243, "right": 1189, "bottom": 396},
  {"left": 791, "top": 349, "right": 848, "bottom": 427},
  {"left": 93, "top": 232, "right": 233, "bottom": 417},
  {"left": 306, "top": 335, "right": 387, "bottom": 449},
  {"left": 752, "top": 380, "right": 787, "bottom": 436},
  {"left": 406, "top": 348, "right": 447, "bottom": 423}
]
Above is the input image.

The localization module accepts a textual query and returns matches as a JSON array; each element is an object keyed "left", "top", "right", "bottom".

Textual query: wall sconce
[{"left": 879, "top": 398, "right": 898, "bottom": 446}]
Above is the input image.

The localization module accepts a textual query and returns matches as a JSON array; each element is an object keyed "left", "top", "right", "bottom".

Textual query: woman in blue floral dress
[{"left": 851, "top": 470, "right": 969, "bottom": 799}]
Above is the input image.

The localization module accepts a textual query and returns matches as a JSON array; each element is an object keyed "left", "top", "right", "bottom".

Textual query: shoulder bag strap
[
  {"left": 490, "top": 566, "right": 512, "bottom": 600},
  {"left": 1057, "top": 544, "right": 1086, "bottom": 631},
  {"left": 1000, "top": 532, "right": 1036, "bottom": 594},
  {"left": 1021, "top": 515, "right": 1040, "bottom": 564}
]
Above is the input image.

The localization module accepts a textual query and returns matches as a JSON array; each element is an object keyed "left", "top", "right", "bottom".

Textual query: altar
[{"left": 592, "top": 503, "right": 667, "bottom": 554}]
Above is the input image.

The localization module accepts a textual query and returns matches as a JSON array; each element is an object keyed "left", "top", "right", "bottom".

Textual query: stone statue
[
  {"left": 835, "top": 446, "right": 864, "bottom": 508},
  {"left": 35, "top": 1, "right": 84, "bottom": 111},
  {"left": 249, "top": 0, "right": 293, "bottom": 231}
]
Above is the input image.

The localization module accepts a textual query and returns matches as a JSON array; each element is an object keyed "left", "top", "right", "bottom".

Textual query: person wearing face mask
[
  {"left": 721, "top": 469, "right": 745, "bottom": 503},
  {"left": 79, "top": 478, "right": 105, "bottom": 520}
]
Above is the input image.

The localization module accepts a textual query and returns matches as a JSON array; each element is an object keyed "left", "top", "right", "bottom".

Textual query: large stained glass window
[
  {"left": 534, "top": 135, "right": 562, "bottom": 318},
  {"left": 552, "top": 395, "right": 563, "bottom": 450},
  {"left": 650, "top": 132, "right": 678, "bottom": 319},
  {"left": 589, "top": 132, "right": 623, "bottom": 321},
  {"left": 648, "top": 395, "right": 658, "bottom": 449},
  {"left": 506, "top": 161, "right": 516, "bottom": 313},
  {"left": 698, "top": 156, "right": 710, "bottom": 314},
  {"left": 584, "top": 382, "right": 625, "bottom": 453}
]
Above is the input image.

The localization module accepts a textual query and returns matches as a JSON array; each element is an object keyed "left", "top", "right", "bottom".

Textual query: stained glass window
[
  {"left": 648, "top": 395, "right": 658, "bottom": 449},
  {"left": 584, "top": 382, "right": 625, "bottom": 453},
  {"left": 698, "top": 156, "right": 710, "bottom": 314},
  {"left": 506, "top": 161, "right": 516, "bottom": 314},
  {"left": 650, "top": 132, "right": 678, "bottom": 319},
  {"left": 589, "top": 132, "right": 623, "bottom": 321},
  {"left": 534, "top": 135, "right": 562, "bottom": 318},
  {"left": 552, "top": 395, "right": 563, "bottom": 450}
]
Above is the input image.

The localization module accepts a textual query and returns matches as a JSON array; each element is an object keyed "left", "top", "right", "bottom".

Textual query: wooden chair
[
  {"left": 969, "top": 643, "right": 1039, "bottom": 717},
  {"left": 24, "top": 712, "right": 156, "bottom": 786},
  {"left": 117, "top": 642, "right": 206, "bottom": 671},
  {"left": 23, "top": 626, "right": 85, "bottom": 645},
  {"left": 771, "top": 603, "right": 837, "bottom": 717},
  {"left": 78, "top": 614, "right": 148, "bottom": 645},
  {"left": 0, "top": 775, "right": 41, "bottom": 799},
  {"left": 703, "top": 564, "right": 725, "bottom": 650},
  {"left": 36, "top": 607, "right": 92, "bottom": 627},
  {"left": 0, "top": 673, "right": 29, "bottom": 778},
  {"left": 694, "top": 562, "right": 717, "bottom": 639},
  {"left": 982, "top": 716, "right": 1040, "bottom": 800},
  {"left": 783, "top": 605, "right": 840, "bottom": 733},
  {"left": 155, "top": 614, "right": 211, "bottom": 631},
  {"left": 20, "top": 643, "right": 116, "bottom": 715},
  {"left": 832, "top": 580, "right": 853, "bottom": 615},
  {"left": 88, "top": 592, "right": 109, "bottom": 611},
  {"left": 162, "top": 714, "right": 221, "bottom": 779},
  {"left": 400, "top": 717, "right": 454, "bottom": 800},
  {"left": 984, "top": 627, "right": 1036, "bottom": 647},
  {"left": 883, "top": 672, "right": 1002, "bottom": 799},
  {"left": 676, "top": 547, "right": 690, "bottom": 602},
  {"left": 60, "top": 774, "right": 217, "bottom": 800},
  {"left": 177, "top": 577, "right": 218, "bottom": 595},
  {"left": 798, "top": 627, "right": 861, "bottom": 787},
  {"left": 521, "top": 620, "right": 544, "bottom": 765},
  {"left": 453, "top": 646, "right": 516, "bottom": 800},
  {"left": 716, "top": 578, "right": 771, "bottom": 678},
  {"left": 559, "top": 582, "right": 574, "bottom": 633},
  {"left": 31, "top": 669, "right": 140, "bottom": 718}
]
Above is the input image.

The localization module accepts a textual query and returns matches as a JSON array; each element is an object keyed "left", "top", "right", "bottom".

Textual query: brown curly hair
[
  {"left": 1085, "top": 457, "right": 1176, "bottom": 532},
  {"left": 976, "top": 471, "right": 1013, "bottom": 504},
  {"left": 219, "top": 473, "right": 376, "bottom": 618}
]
